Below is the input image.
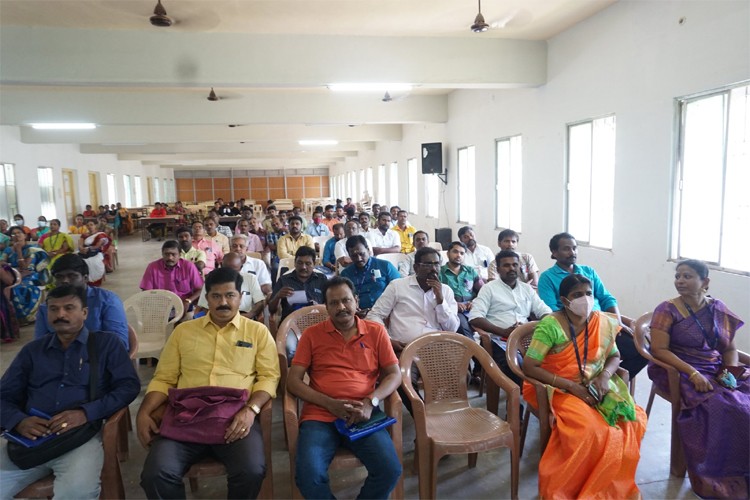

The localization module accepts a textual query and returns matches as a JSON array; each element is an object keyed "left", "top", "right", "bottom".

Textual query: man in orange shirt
[
  {"left": 287, "top": 276, "right": 402, "bottom": 499},
  {"left": 148, "top": 202, "right": 168, "bottom": 241}
]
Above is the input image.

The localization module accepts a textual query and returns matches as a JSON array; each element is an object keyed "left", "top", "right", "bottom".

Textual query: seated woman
[
  {"left": 78, "top": 220, "right": 110, "bottom": 286},
  {"left": 30, "top": 215, "right": 50, "bottom": 241},
  {"left": 68, "top": 213, "right": 87, "bottom": 235},
  {"left": 0, "top": 226, "right": 50, "bottom": 324},
  {"left": 523, "top": 273, "right": 647, "bottom": 499},
  {"left": 96, "top": 215, "right": 117, "bottom": 272},
  {"left": 0, "top": 265, "right": 20, "bottom": 341},
  {"left": 648, "top": 260, "right": 748, "bottom": 499},
  {"left": 116, "top": 203, "right": 134, "bottom": 235},
  {"left": 39, "top": 218, "right": 74, "bottom": 271}
]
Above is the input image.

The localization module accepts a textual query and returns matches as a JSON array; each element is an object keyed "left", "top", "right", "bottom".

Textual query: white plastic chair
[
  {"left": 375, "top": 252, "right": 409, "bottom": 268},
  {"left": 277, "top": 257, "right": 295, "bottom": 281},
  {"left": 428, "top": 242, "right": 443, "bottom": 251},
  {"left": 123, "top": 290, "right": 184, "bottom": 361}
]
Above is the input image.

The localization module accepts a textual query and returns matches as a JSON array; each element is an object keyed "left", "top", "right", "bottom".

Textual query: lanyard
[
  {"left": 566, "top": 315, "right": 589, "bottom": 382},
  {"left": 683, "top": 300, "right": 719, "bottom": 349}
]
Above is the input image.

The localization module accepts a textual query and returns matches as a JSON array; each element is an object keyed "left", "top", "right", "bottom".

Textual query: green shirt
[{"left": 439, "top": 264, "right": 478, "bottom": 303}]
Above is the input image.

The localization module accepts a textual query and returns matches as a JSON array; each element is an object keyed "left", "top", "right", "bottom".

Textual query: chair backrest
[
  {"left": 127, "top": 324, "right": 139, "bottom": 360},
  {"left": 505, "top": 321, "right": 539, "bottom": 380},
  {"left": 312, "top": 235, "right": 332, "bottom": 249},
  {"left": 123, "top": 289, "right": 184, "bottom": 338},
  {"left": 439, "top": 250, "right": 448, "bottom": 265},
  {"left": 633, "top": 312, "right": 655, "bottom": 361},
  {"left": 277, "top": 257, "right": 295, "bottom": 280},
  {"left": 427, "top": 241, "right": 443, "bottom": 251},
  {"left": 375, "top": 252, "right": 408, "bottom": 267},
  {"left": 275, "top": 305, "right": 330, "bottom": 365},
  {"left": 247, "top": 251, "right": 262, "bottom": 260}
]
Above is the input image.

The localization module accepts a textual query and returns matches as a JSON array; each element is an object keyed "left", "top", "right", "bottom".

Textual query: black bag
[{"left": 7, "top": 333, "right": 104, "bottom": 470}]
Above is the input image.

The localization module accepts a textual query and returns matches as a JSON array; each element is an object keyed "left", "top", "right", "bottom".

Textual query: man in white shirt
[
  {"left": 334, "top": 220, "right": 372, "bottom": 268},
  {"left": 468, "top": 250, "right": 551, "bottom": 384},
  {"left": 231, "top": 235, "right": 272, "bottom": 296},
  {"left": 365, "top": 213, "right": 400, "bottom": 255},
  {"left": 196, "top": 252, "right": 266, "bottom": 319},
  {"left": 458, "top": 226, "right": 495, "bottom": 279}
]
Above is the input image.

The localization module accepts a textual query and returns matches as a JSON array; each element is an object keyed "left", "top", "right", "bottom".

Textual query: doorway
[
  {"left": 88, "top": 172, "right": 100, "bottom": 209},
  {"left": 62, "top": 169, "right": 78, "bottom": 225}
]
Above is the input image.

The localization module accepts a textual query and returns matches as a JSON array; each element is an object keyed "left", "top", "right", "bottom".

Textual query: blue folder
[{"left": 334, "top": 407, "right": 397, "bottom": 441}]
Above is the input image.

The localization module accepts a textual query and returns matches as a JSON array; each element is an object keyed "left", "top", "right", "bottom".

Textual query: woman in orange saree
[{"left": 523, "top": 274, "right": 647, "bottom": 499}]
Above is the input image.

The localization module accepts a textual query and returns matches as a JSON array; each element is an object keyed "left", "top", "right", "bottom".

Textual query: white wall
[
  {"left": 0, "top": 126, "right": 174, "bottom": 222},
  {"left": 330, "top": 0, "right": 750, "bottom": 350}
]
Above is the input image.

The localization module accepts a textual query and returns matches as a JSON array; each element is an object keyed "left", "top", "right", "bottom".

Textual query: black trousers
[{"left": 616, "top": 332, "right": 648, "bottom": 379}]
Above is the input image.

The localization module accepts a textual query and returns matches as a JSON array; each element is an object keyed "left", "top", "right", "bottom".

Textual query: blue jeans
[
  {"left": 0, "top": 432, "right": 103, "bottom": 500},
  {"left": 295, "top": 420, "right": 401, "bottom": 500}
]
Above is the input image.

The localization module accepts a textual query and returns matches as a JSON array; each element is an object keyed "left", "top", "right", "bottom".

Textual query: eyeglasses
[{"left": 417, "top": 261, "right": 441, "bottom": 268}]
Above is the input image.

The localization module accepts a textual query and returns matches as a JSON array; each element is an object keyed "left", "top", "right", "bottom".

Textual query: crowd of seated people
[{"left": 0, "top": 194, "right": 746, "bottom": 500}]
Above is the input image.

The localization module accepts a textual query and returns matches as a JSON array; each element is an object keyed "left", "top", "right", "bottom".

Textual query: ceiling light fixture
[
  {"left": 382, "top": 91, "right": 392, "bottom": 102},
  {"left": 29, "top": 123, "right": 97, "bottom": 130},
  {"left": 471, "top": 0, "right": 490, "bottom": 32},
  {"left": 298, "top": 140, "right": 338, "bottom": 146},
  {"left": 150, "top": 0, "right": 172, "bottom": 27},
  {"left": 207, "top": 88, "right": 219, "bottom": 101},
  {"left": 328, "top": 83, "right": 413, "bottom": 92}
]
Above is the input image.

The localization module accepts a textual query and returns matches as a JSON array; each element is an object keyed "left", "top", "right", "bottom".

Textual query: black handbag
[{"left": 7, "top": 333, "right": 104, "bottom": 470}]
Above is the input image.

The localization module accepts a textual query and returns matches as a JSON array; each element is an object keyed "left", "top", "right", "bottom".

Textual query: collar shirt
[
  {"left": 207, "top": 232, "right": 230, "bottom": 255},
  {"left": 34, "top": 286, "right": 129, "bottom": 349},
  {"left": 462, "top": 243, "right": 496, "bottom": 270},
  {"left": 392, "top": 224, "right": 417, "bottom": 253},
  {"left": 334, "top": 237, "right": 373, "bottom": 260},
  {"left": 149, "top": 208, "right": 167, "bottom": 218},
  {"left": 235, "top": 232, "right": 264, "bottom": 253},
  {"left": 538, "top": 264, "right": 617, "bottom": 312},
  {"left": 146, "top": 313, "right": 280, "bottom": 397},
  {"left": 197, "top": 272, "right": 265, "bottom": 313},
  {"left": 340, "top": 257, "right": 401, "bottom": 309},
  {"left": 192, "top": 238, "right": 223, "bottom": 273},
  {"left": 277, "top": 233, "right": 315, "bottom": 260},
  {"left": 139, "top": 258, "right": 204, "bottom": 300},
  {"left": 396, "top": 251, "right": 416, "bottom": 277},
  {"left": 217, "top": 224, "right": 233, "bottom": 239},
  {"left": 306, "top": 223, "right": 330, "bottom": 237},
  {"left": 272, "top": 271, "right": 328, "bottom": 322},
  {"left": 365, "top": 228, "right": 400, "bottom": 250},
  {"left": 487, "top": 252, "right": 539, "bottom": 282},
  {"left": 292, "top": 317, "right": 398, "bottom": 423},
  {"left": 368, "top": 275, "right": 460, "bottom": 343},
  {"left": 322, "top": 238, "right": 338, "bottom": 266},
  {"left": 1, "top": 327, "right": 140, "bottom": 432},
  {"left": 181, "top": 246, "right": 207, "bottom": 268},
  {"left": 439, "top": 264, "right": 479, "bottom": 303},
  {"left": 322, "top": 218, "right": 340, "bottom": 232},
  {"left": 240, "top": 257, "right": 272, "bottom": 286},
  {"left": 468, "top": 279, "right": 552, "bottom": 338}
]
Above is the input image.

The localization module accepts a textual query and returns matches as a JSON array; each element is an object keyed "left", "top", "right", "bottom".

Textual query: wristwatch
[
  {"left": 367, "top": 396, "right": 380, "bottom": 407},
  {"left": 248, "top": 403, "right": 261, "bottom": 415}
]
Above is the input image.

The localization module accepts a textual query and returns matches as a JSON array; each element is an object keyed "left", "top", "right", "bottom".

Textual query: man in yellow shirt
[
  {"left": 137, "top": 267, "right": 280, "bottom": 499},
  {"left": 277, "top": 216, "right": 315, "bottom": 260},
  {"left": 392, "top": 209, "right": 417, "bottom": 254}
]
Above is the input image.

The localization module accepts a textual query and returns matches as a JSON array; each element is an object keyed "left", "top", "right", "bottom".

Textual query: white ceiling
[{"left": 0, "top": 0, "right": 616, "bottom": 172}]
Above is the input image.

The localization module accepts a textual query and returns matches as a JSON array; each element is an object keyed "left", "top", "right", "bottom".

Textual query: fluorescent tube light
[
  {"left": 298, "top": 140, "right": 338, "bottom": 146},
  {"left": 327, "top": 83, "right": 413, "bottom": 92},
  {"left": 29, "top": 123, "right": 97, "bottom": 130}
]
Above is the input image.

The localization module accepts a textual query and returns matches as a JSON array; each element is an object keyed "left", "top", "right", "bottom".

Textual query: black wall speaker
[
  {"left": 435, "top": 227, "right": 452, "bottom": 252},
  {"left": 421, "top": 142, "right": 443, "bottom": 174}
]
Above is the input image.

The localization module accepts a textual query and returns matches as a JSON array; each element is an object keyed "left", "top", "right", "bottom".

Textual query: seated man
[
  {"left": 365, "top": 212, "right": 400, "bottom": 255},
  {"left": 176, "top": 226, "right": 207, "bottom": 275},
  {"left": 487, "top": 229, "right": 540, "bottom": 287},
  {"left": 191, "top": 221, "right": 223, "bottom": 275},
  {"left": 288, "top": 278, "right": 402, "bottom": 499},
  {"left": 399, "top": 230, "right": 430, "bottom": 277},
  {"left": 391, "top": 210, "right": 417, "bottom": 254},
  {"left": 340, "top": 235, "right": 400, "bottom": 314},
  {"left": 321, "top": 223, "right": 345, "bottom": 274},
  {"left": 537, "top": 232, "right": 647, "bottom": 378},
  {"left": 138, "top": 267, "right": 280, "bottom": 499},
  {"left": 469, "top": 250, "right": 552, "bottom": 385},
  {"left": 209, "top": 211, "right": 234, "bottom": 239},
  {"left": 235, "top": 219, "right": 264, "bottom": 253},
  {"left": 334, "top": 220, "right": 373, "bottom": 268},
  {"left": 277, "top": 216, "right": 315, "bottom": 260},
  {"left": 321, "top": 205, "right": 340, "bottom": 232},
  {"left": 231, "top": 235, "right": 273, "bottom": 296},
  {"left": 203, "top": 216, "right": 230, "bottom": 255},
  {"left": 439, "top": 241, "right": 484, "bottom": 338},
  {"left": 1, "top": 285, "right": 140, "bottom": 499},
  {"left": 35, "top": 254, "right": 129, "bottom": 349},
  {"left": 306, "top": 211, "right": 330, "bottom": 237},
  {"left": 195, "top": 252, "right": 265, "bottom": 320},
  {"left": 268, "top": 246, "right": 327, "bottom": 323},
  {"left": 140, "top": 240, "right": 204, "bottom": 316},
  {"left": 358, "top": 211, "right": 371, "bottom": 236},
  {"left": 457, "top": 226, "right": 495, "bottom": 278},
  {"left": 147, "top": 202, "right": 168, "bottom": 241}
]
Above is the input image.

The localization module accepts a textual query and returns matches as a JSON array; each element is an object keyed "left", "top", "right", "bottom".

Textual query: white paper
[{"left": 288, "top": 290, "right": 308, "bottom": 305}]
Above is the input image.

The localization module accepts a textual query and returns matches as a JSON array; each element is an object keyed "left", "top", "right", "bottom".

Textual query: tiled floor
[{"left": 1, "top": 234, "right": 699, "bottom": 499}]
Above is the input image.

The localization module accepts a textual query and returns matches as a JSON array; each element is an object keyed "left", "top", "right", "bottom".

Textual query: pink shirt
[
  {"left": 139, "top": 258, "right": 204, "bottom": 300},
  {"left": 237, "top": 232, "right": 264, "bottom": 253},
  {"left": 192, "top": 238, "right": 223, "bottom": 273}
]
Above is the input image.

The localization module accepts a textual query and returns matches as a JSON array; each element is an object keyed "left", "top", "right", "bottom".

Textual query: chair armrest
[
  {"left": 283, "top": 387, "right": 300, "bottom": 455},
  {"left": 473, "top": 345, "right": 521, "bottom": 431},
  {"left": 101, "top": 407, "right": 128, "bottom": 500},
  {"left": 738, "top": 350, "right": 750, "bottom": 365}
]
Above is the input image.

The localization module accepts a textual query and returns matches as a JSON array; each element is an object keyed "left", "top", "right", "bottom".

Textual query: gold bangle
[
  {"left": 688, "top": 370, "right": 700, "bottom": 380},
  {"left": 602, "top": 368, "right": 612, "bottom": 378}
]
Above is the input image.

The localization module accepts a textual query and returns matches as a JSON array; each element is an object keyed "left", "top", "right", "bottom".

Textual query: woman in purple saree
[{"left": 648, "top": 260, "right": 748, "bottom": 499}]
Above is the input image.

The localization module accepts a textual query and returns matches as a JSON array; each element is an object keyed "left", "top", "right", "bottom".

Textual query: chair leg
[
  {"left": 467, "top": 452, "right": 478, "bottom": 468},
  {"left": 510, "top": 442, "right": 520, "bottom": 500},
  {"left": 670, "top": 423, "right": 687, "bottom": 477},
  {"left": 645, "top": 385, "right": 656, "bottom": 417},
  {"left": 629, "top": 376, "right": 636, "bottom": 398},
  {"left": 519, "top": 406, "right": 531, "bottom": 458},
  {"left": 189, "top": 477, "right": 199, "bottom": 493}
]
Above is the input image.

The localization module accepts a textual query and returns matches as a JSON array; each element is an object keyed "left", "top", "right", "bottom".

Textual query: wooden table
[{"left": 137, "top": 216, "right": 180, "bottom": 241}]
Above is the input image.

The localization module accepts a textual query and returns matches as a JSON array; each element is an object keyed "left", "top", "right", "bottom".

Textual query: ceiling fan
[
  {"left": 471, "top": 0, "right": 489, "bottom": 33},
  {"left": 149, "top": 0, "right": 172, "bottom": 27}
]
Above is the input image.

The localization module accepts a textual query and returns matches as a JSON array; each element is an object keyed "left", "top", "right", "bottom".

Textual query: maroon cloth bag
[{"left": 159, "top": 386, "right": 249, "bottom": 444}]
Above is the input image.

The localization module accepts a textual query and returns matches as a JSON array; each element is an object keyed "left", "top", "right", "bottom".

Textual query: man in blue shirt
[
  {"left": 321, "top": 223, "right": 344, "bottom": 273},
  {"left": 340, "top": 235, "right": 400, "bottom": 314},
  {"left": 1, "top": 285, "right": 140, "bottom": 499},
  {"left": 305, "top": 212, "right": 330, "bottom": 237},
  {"left": 35, "top": 254, "right": 129, "bottom": 350},
  {"left": 537, "top": 232, "right": 647, "bottom": 378}
]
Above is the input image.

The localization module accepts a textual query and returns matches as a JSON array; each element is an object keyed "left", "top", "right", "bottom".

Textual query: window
[
  {"left": 134, "top": 175, "right": 143, "bottom": 207},
  {"left": 153, "top": 178, "right": 160, "bottom": 202},
  {"left": 457, "top": 146, "right": 476, "bottom": 224},
  {"left": 347, "top": 171, "right": 356, "bottom": 199},
  {"left": 425, "top": 173, "right": 439, "bottom": 218},
  {"left": 0, "top": 163, "right": 18, "bottom": 221},
  {"left": 164, "top": 178, "right": 173, "bottom": 202},
  {"left": 673, "top": 82, "right": 750, "bottom": 272},
  {"left": 359, "top": 169, "right": 366, "bottom": 200},
  {"left": 377, "top": 165, "right": 386, "bottom": 204},
  {"left": 566, "top": 115, "right": 616, "bottom": 249},
  {"left": 123, "top": 175, "right": 133, "bottom": 207},
  {"left": 37, "top": 167, "right": 57, "bottom": 220},
  {"left": 407, "top": 158, "right": 418, "bottom": 214},
  {"left": 366, "top": 167, "right": 373, "bottom": 199},
  {"left": 495, "top": 136, "right": 523, "bottom": 230},
  {"left": 389, "top": 162, "right": 399, "bottom": 207},
  {"left": 106, "top": 174, "right": 117, "bottom": 204}
]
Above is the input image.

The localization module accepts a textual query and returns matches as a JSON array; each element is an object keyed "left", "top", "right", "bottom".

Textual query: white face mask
[
  {"left": 38, "top": 221, "right": 48, "bottom": 228},
  {"left": 566, "top": 295, "right": 594, "bottom": 318},
  {"left": 14, "top": 219, "right": 24, "bottom": 226}
]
